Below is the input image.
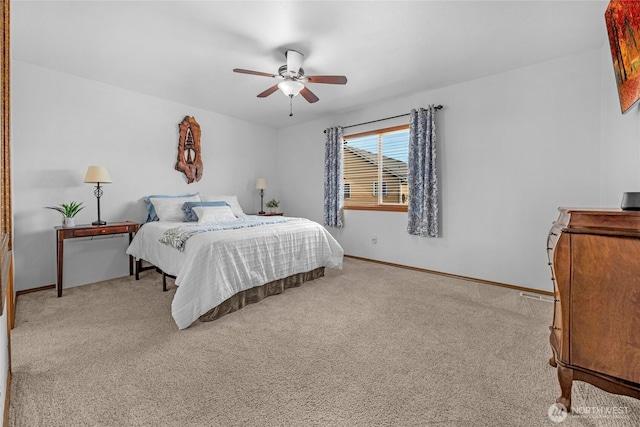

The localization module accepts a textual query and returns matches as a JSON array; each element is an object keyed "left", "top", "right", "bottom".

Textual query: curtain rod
[{"left": 323, "top": 105, "right": 443, "bottom": 133}]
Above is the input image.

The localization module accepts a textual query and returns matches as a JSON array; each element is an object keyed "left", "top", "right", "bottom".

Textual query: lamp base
[
  {"left": 258, "top": 211, "right": 265, "bottom": 215},
  {"left": 92, "top": 220, "right": 107, "bottom": 226}
]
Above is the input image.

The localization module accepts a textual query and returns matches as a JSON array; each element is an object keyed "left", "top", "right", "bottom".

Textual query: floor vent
[{"left": 520, "top": 292, "right": 554, "bottom": 303}]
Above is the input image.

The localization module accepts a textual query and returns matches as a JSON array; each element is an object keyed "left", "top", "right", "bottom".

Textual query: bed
[{"left": 126, "top": 210, "right": 344, "bottom": 329}]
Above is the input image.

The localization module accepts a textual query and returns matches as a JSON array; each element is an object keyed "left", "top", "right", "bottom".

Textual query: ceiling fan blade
[
  {"left": 306, "top": 75, "right": 348, "bottom": 85},
  {"left": 233, "top": 68, "right": 277, "bottom": 78},
  {"left": 257, "top": 84, "right": 280, "bottom": 98},
  {"left": 300, "top": 87, "right": 319, "bottom": 103}
]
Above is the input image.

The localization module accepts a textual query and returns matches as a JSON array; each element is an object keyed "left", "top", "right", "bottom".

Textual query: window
[
  {"left": 372, "top": 181, "right": 388, "bottom": 196},
  {"left": 343, "top": 124, "right": 409, "bottom": 211},
  {"left": 344, "top": 183, "right": 351, "bottom": 199}
]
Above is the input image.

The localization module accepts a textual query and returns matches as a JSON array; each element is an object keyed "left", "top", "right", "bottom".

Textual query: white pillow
[
  {"left": 150, "top": 195, "right": 200, "bottom": 222},
  {"left": 193, "top": 205, "right": 237, "bottom": 224},
  {"left": 200, "top": 195, "right": 246, "bottom": 217}
]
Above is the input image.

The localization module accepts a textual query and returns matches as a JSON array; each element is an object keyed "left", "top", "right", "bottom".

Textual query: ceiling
[{"left": 12, "top": 0, "right": 608, "bottom": 129}]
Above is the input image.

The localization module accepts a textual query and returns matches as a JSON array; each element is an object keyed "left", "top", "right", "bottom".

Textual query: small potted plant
[
  {"left": 45, "top": 201, "right": 84, "bottom": 227},
  {"left": 266, "top": 199, "right": 280, "bottom": 213}
]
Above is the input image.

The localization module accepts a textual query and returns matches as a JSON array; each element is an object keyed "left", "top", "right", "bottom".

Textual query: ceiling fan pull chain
[{"left": 289, "top": 95, "right": 294, "bottom": 117}]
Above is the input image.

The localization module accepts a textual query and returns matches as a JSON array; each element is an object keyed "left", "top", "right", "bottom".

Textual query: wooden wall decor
[{"left": 175, "top": 116, "right": 203, "bottom": 184}]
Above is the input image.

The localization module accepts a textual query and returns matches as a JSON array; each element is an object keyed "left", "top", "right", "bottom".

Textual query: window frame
[{"left": 343, "top": 124, "right": 409, "bottom": 213}]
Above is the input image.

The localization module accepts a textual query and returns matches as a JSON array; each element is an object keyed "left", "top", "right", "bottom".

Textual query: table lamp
[
  {"left": 255, "top": 178, "right": 268, "bottom": 214},
  {"left": 84, "top": 166, "right": 112, "bottom": 225}
]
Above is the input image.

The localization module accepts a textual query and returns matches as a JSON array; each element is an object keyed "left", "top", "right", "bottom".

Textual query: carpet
[{"left": 8, "top": 257, "right": 640, "bottom": 426}]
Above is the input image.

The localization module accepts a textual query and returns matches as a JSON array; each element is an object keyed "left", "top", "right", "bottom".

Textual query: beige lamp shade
[
  {"left": 255, "top": 178, "right": 268, "bottom": 190},
  {"left": 84, "top": 166, "right": 112, "bottom": 184}
]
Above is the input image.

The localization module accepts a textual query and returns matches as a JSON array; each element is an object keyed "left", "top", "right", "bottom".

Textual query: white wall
[
  {"left": 13, "top": 43, "right": 640, "bottom": 296},
  {"left": 599, "top": 40, "right": 640, "bottom": 205},
  {"left": 12, "top": 61, "right": 279, "bottom": 292},
  {"left": 278, "top": 49, "right": 603, "bottom": 292}
]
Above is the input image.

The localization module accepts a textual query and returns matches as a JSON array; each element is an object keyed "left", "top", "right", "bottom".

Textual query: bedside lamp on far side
[
  {"left": 255, "top": 178, "right": 268, "bottom": 214},
  {"left": 84, "top": 166, "right": 112, "bottom": 226}
]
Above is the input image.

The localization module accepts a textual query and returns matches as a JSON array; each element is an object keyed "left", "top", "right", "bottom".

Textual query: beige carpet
[{"left": 8, "top": 257, "right": 640, "bottom": 426}]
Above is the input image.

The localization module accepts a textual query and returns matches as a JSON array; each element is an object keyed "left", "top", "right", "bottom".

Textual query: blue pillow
[
  {"left": 182, "top": 201, "right": 229, "bottom": 222},
  {"left": 143, "top": 193, "right": 198, "bottom": 222}
]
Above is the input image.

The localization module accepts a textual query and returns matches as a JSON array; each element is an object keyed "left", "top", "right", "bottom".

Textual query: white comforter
[{"left": 126, "top": 217, "right": 344, "bottom": 329}]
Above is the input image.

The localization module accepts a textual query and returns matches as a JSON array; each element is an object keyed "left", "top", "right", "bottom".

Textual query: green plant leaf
[{"left": 45, "top": 201, "right": 84, "bottom": 217}]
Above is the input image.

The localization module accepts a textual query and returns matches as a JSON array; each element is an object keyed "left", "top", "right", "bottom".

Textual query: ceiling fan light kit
[
  {"left": 233, "top": 49, "right": 348, "bottom": 117},
  {"left": 278, "top": 80, "right": 304, "bottom": 97}
]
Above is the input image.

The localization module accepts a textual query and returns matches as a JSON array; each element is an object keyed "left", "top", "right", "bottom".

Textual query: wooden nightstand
[
  {"left": 255, "top": 212, "right": 284, "bottom": 216},
  {"left": 55, "top": 221, "right": 139, "bottom": 297}
]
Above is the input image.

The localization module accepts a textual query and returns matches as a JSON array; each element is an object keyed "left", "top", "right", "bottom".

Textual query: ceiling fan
[{"left": 233, "top": 50, "right": 348, "bottom": 116}]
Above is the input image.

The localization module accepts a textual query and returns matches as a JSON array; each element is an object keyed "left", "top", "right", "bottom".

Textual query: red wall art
[{"left": 606, "top": 0, "right": 640, "bottom": 113}]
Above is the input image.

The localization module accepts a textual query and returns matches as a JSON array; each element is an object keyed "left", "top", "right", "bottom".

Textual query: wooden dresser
[{"left": 548, "top": 208, "right": 640, "bottom": 411}]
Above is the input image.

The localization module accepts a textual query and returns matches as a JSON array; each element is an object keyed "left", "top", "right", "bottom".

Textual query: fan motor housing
[{"left": 279, "top": 65, "right": 304, "bottom": 79}]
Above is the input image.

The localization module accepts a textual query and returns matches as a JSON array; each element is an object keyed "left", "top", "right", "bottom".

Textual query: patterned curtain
[
  {"left": 407, "top": 106, "right": 438, "bottom": 237},
  {"left": 323, "top": 126, "right": 344, "bottom": 228}
]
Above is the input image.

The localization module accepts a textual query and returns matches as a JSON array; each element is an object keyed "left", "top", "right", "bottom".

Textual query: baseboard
[
  {"left": 344, "top": 254, "right": 554, "bottom": 297},
  {"left": 15, "top": 284, "right": 55, "bottom": 298},
  {"left": 3, "top": 369, "right": 10, "bottom": 427}
]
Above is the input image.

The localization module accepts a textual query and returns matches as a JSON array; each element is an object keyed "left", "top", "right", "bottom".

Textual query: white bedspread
[{"left": 126, "top": 217, "right": 344, "bottom": 329}]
